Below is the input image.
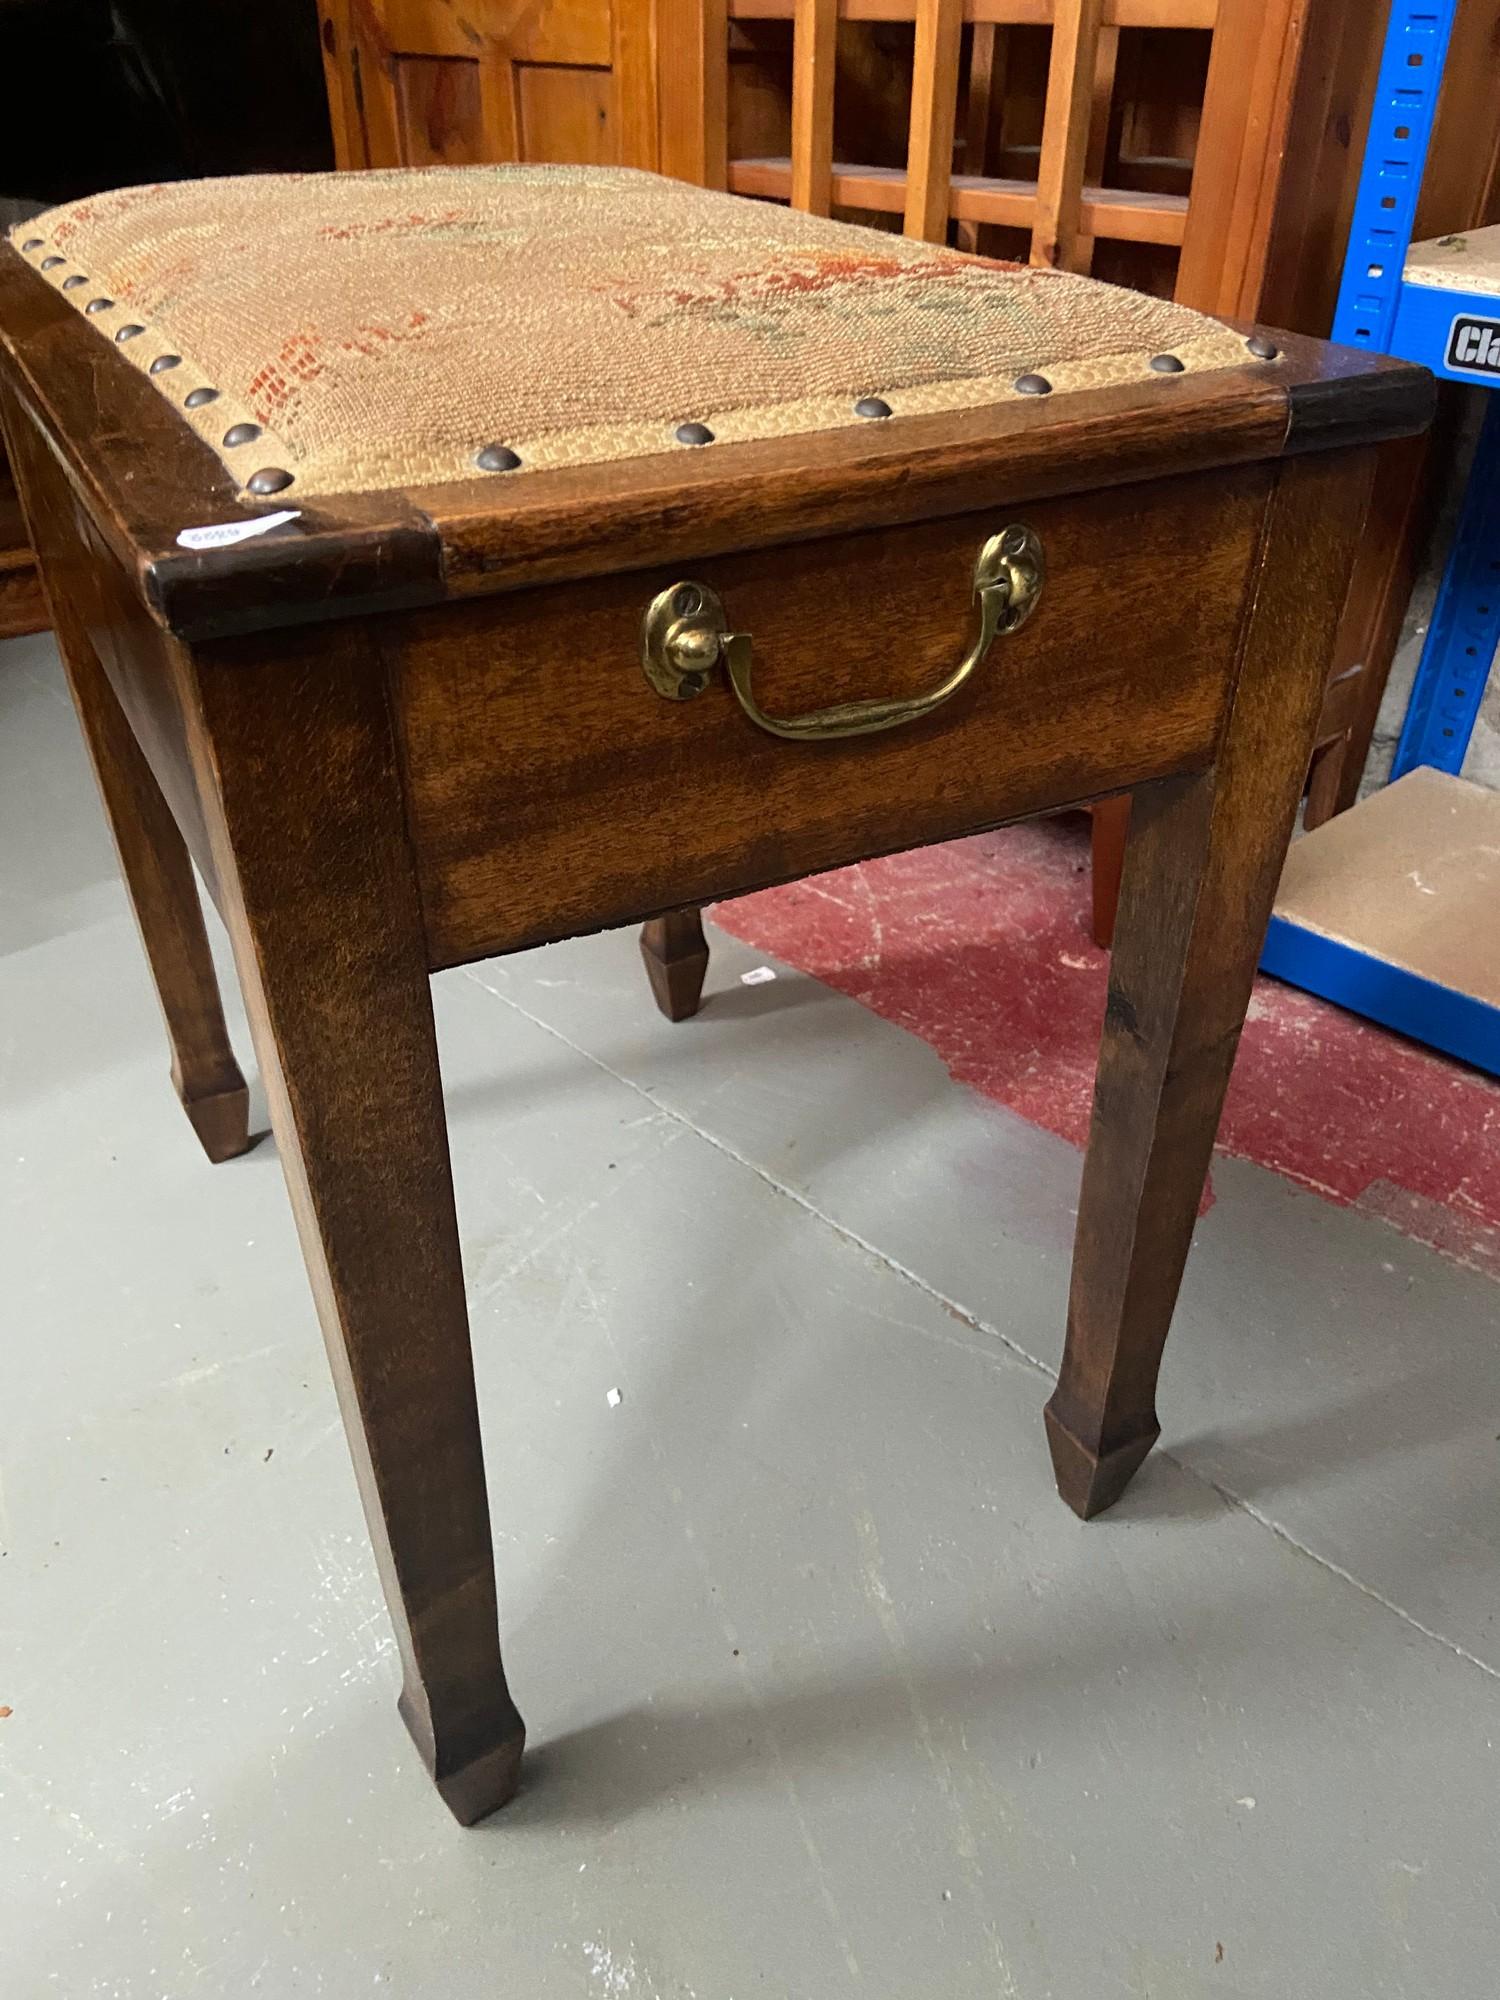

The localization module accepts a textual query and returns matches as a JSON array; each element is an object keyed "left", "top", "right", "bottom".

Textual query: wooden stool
[{"left": 0, "top": 166, "right": 1430, "bottom": 1823}]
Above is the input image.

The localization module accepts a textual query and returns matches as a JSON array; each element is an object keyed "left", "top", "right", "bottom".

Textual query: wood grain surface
[
  {"left": 1045, "top": 447, "right": 1376, "bottom": 1517},
  {"left": 184, "top": 616, "right": 527, "bottom": 1824},
  {"left": 394, "top": 464, "right": 1271, "bottom": 967}
]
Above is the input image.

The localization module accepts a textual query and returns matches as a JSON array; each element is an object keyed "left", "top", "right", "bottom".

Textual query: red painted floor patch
[{"left": 714, "top": 816, "right": 1500, "bottom": 1279}]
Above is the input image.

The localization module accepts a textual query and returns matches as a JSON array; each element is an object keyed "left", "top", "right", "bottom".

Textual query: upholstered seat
[{"left": 11, "top": 165, "right": 1255, "bottom": 502}]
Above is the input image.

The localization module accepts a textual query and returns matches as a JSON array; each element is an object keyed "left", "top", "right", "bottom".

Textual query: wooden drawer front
[{"left": 395, "top": 461, "right": 1273, "bottom": 968}]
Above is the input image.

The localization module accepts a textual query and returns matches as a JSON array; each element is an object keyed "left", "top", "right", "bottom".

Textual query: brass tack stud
[
  {"left": 115, "top": 324, "right": 145, "bottom": 343},
  {"left": 1014, "top": 373, "right": 1052, "bottom": 396},
  {"left": 85, "top": 297, "right": 113, "bottom": 314},
  {"left": 22, "top": 238, "right": 44, "bottom": 252},
  {"left": 184, "top": 387, "right": 220, "bottom": 408},
  {"left": 853, "top": 396, "right": 893, "bottom": 420},
  {"left": 475, "top": 443, "right": 521, "bottom": 472},
  {"left": 1247, "top": 334, "right": 1280, "bottom": 360},
  {"left": 246, "top": 467, "right": 294, "bottom": 496},
  {"left": 1149, "top": 353, "right": 1185, "bottom": 374},
  {"left": 675, "top": 421, "right": 715, "bottom": 446},
  {"left": 222, "top": 422, "right": 262, "bottom": 448},
  {"left": 61, "top": 274, "right": 86, "bottom": 290},
  {"left": 149, "top": 353, "right": 182, "bottom": 374},
  {"left": 40, "top": 256, "right": 65, "bottom": 270}
]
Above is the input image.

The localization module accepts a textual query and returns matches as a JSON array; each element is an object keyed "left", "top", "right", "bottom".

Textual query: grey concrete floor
[{"left": 4, "top": 629, "right": 1499, "bottom": 1999}]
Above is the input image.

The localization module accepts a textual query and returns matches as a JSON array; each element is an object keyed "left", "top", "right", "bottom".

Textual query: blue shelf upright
[
  {"left": 1330, "top": 3, "right": 1456, "bottom": 360},
  {"left": 1260, "top": 0, "right": 1500, "bottom": 1078},
  {"left": 1392, "top": 394, "right": 1500, "bottom": 780},
  {"left": 1329, "top": 0, "right": 1495, "bottom": 786}
]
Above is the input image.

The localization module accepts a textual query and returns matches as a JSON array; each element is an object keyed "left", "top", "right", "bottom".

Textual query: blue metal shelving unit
[
  {"left": 1329, "top": 3, "right": 1455, "bottom": 360},
  {"left": 1260, "top": 0, "right": 1500, "bottom": 1076},
  {"left": 1325, "top": 0, "right": 1491, "bottom": 781}
]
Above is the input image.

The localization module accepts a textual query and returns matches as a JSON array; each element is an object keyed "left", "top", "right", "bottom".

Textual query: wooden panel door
[{"left": 317, "top": 0, "right": 658, "bottom": 171}]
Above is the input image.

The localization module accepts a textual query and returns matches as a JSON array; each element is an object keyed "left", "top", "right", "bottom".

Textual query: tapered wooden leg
[
  {"left": 640, "top": 907, "right": 710, "bottom": 1021},
  {"left": 69, "top": 658, "right": 251, "bottom": 1160},
  {"left": 1047, "top": 451, "right": 1375, "bottom": 1519},
  {"left": 1, "top": 373, "right": 253, "bottom": 1164},
  {"left": 1088, "top": 795, "right": 1131, "bottom": 950},
  {"left": 50, "top": 577, "right": 252, "bottom": 1162},
  {"left": 186, "top": 623, "right": 524, "bottom": 1823}
]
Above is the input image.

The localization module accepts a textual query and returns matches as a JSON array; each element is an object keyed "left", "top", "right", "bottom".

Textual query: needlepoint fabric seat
[{"left": 11, "top": 165, "right": 1257, "bottom": 500}]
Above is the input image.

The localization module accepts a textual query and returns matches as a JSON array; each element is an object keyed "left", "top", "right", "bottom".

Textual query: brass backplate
[{"left": 641, "top": 581, "right": 729, "bottom": 700}]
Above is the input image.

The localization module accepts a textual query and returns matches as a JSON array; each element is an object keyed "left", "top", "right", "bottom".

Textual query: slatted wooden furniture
[
  {"left": 714, "top": 0, "right": 1285, "bottom": 288},
  {"left": 316, "top": 0, "right": 1321, "bottom": 313},
  {"left": 0, "top": 165, "right": 1429, "bottom": 1822}
]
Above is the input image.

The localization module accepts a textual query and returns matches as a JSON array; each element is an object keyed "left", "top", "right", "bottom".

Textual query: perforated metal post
[
  {"left": 1331, "top": 0, "right": 1496, "bottom": 780},
  {"left": 1264, "top": 0, "right": 1496, "bottom": 1061},
  {"left": 1393, "top": 396, "right": 1500, "bottom": 778},
  {"left": 1331, "top": 2, "right": 1458, "bottom": 354}
]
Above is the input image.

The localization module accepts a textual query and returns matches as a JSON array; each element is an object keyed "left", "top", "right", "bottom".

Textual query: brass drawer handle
[{"left": 640, "top": 526, "right": 1045, "bottom": 742}]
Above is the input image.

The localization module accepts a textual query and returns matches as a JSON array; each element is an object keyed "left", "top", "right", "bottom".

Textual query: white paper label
[
  {"left": 176, "top": 510, "right": 301, "bottom": 551},
  {"left": 740, "top": 966, "right": 777, "bottom": 986}
]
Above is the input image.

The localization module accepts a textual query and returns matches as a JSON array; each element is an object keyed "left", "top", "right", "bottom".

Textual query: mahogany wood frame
[{"left": 0, "top": 238, "right": 1430, "bottom": 1823}]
